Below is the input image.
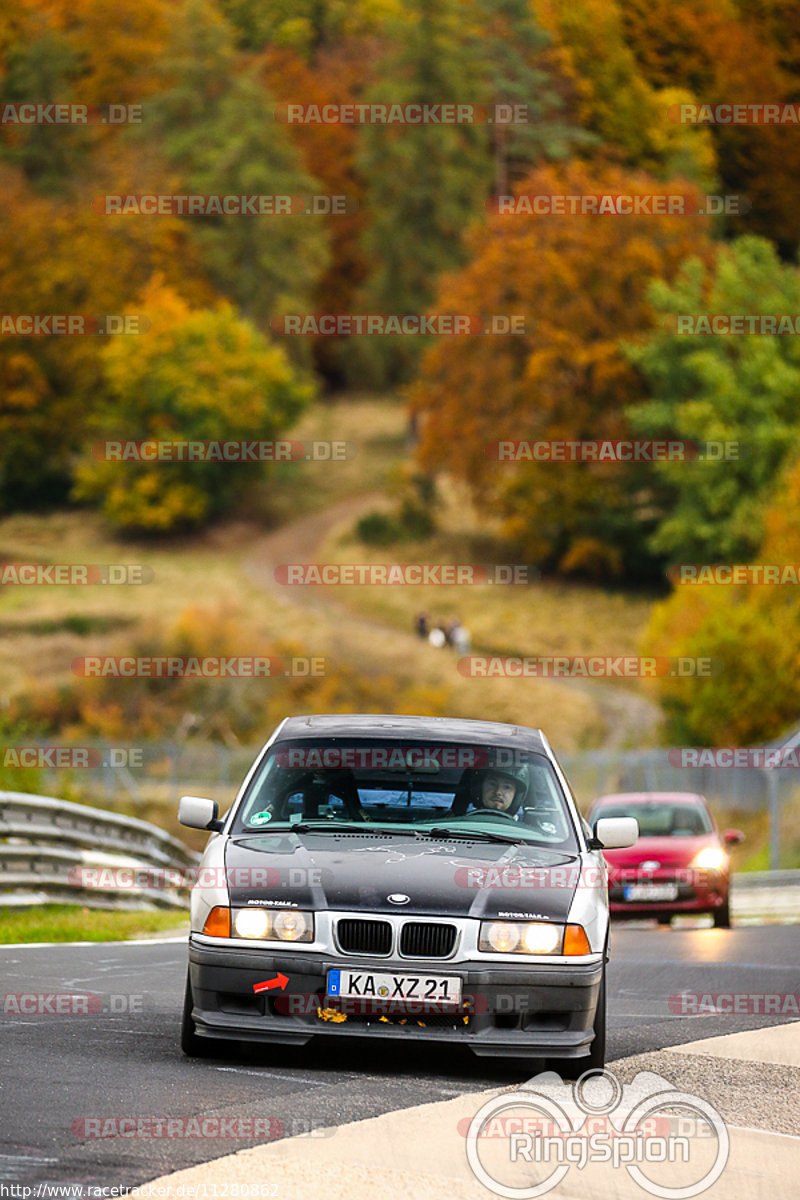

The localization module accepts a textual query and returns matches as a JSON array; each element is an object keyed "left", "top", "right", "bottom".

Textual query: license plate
[
  {"left": 624, "top": 884, "right": 678, "bottom": 902},
  {"left": 327, "top": 969, "right": 461, "bottom": 1007}
]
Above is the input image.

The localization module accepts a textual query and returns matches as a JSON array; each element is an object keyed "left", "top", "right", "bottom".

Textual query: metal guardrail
[
  {"left": 0, "top": 791, "right": 199, "bottom": 909},
  {"left": 731, "top": 869, "right": 800, "bottom": 890}
]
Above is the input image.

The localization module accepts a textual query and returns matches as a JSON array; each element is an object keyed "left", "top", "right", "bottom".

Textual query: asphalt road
[{"left": 1, "top": 923, "right": 798, "bottom": 1192}]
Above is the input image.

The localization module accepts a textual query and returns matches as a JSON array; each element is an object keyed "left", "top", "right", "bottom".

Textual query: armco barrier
[{"left": 0, "top": 791, "right": 198, "bottom": 909}]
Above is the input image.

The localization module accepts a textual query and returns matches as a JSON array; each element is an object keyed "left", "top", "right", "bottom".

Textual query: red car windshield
[{"left": 595, "top": 802, "right": 712, "bottom": 837}]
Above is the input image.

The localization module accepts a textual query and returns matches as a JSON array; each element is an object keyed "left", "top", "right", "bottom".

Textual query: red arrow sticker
[{"left": 253, "top": 974, "right": 289, "bottom": 994}]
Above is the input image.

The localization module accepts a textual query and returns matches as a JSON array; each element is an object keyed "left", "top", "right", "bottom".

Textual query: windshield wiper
[{"left": 422, "top": 826, "right": 523, "bottom": 845}]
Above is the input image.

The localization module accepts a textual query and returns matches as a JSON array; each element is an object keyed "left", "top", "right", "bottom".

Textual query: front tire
[
  {"left": 713, "top": 899, "right": 731, "bottom": 929},
  {"left": 547, "top": 966, "right": 606, "bottom": 1080}
]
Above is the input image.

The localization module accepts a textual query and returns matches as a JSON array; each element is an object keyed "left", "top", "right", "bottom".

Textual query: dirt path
[{"left": 244, "top": 496, "right": 662, "bottom": 751}]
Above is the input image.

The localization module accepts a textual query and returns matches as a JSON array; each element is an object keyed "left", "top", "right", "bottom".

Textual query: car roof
[
  {"left": 592, "top": 792, "right": 708, "bottom": 806},
  {"left": 274, "top": 713, "right": 549, "bottom": 753}
]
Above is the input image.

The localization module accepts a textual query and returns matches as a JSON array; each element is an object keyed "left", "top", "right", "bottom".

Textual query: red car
[{"left": 586, "top": 792, "right": 744, "bottom": 928}]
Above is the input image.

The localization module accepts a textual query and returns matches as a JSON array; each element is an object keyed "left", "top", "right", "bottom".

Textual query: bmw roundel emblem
[{"left": 388, "top": 893, "right": 410, "bottom": 905}]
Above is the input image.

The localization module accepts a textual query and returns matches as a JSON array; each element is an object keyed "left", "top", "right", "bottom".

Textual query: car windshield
[
  {"left": 594, "top": 802, "right": 712, "bottom": 837},
  {"left": 232, "top": 738, "right": 579, "bottom": 850}
]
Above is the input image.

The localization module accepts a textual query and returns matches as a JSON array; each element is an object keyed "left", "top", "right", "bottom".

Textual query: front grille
[
  {"left": 400, "top": 922, "right": 457, "bottom": 958},
  {"left": 337, "top": 918, "right": 392, "bottom": 955}
]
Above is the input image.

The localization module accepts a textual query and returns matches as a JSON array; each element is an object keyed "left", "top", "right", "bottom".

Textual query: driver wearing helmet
[{"left": 473, "top": 764, "right": 529, "bottom": 818}]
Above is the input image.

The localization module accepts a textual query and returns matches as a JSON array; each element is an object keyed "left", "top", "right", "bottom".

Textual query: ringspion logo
[{"left": 465, "top": 1069, "right": 729, "bottom": 1198}]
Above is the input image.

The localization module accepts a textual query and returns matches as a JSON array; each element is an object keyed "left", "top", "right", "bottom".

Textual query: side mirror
[
  {"left": 589, "top": 816, "right": 639, "bottom": 850},
  {"left": 178, "top": 795, "right": 224, "bottom": 832},
  {"left": 723, "top": 828, "right": 745, "bottom": 846}
]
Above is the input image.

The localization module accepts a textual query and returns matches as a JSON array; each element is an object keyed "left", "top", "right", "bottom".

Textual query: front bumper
[{"left": 187, "top": 936, "right": 603, "bottom": 1059}]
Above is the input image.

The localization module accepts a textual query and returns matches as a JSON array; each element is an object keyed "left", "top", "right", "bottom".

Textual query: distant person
[
  {"left": 428, "top": 625, "right": 447, "bottom": 648},
  {"left": 415, "top": 611, "right": 429, "bottom": 639},
  {"left": 452, "top": 623, "right": 471, "bottom": 654}
]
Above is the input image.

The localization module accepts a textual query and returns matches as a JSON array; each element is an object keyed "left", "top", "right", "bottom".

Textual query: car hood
[
  {"left": 224, "top": 833, "right": 581, "bottom": 922},
  {"left": 603, "top": 834, "right": 717, "bottom": 869}
]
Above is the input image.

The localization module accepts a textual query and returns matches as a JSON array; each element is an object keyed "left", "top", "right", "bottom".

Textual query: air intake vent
[
  {"left": 337, "top": 919, "right": 392, "bottom": 955},
  {"left": 400, "top": 922, "right": 456, "bottom": 958}
]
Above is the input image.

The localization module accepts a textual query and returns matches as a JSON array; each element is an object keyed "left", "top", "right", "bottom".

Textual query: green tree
[
  {"left": 217, "top": 0, "right": 402, "bottom": 55},
  {"left": 350, "top": 0, "right": 492, "bottom": 386},
  {"left": 0, "top": 30, "right": 91, "bottom": 191},
  {"left": 136, "top": 0, "right": 329, "bottom": 332},
  {"left": 468, "top": 0, "right": 583, "bottom": 194},
  {"left": 626, "top": 236, "right": 800, "bottom": 563},
  {"left": 73, "top": 281, "right": 314, "bottom": 531}
]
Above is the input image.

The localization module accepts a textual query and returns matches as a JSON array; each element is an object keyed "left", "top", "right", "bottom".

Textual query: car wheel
[
  {"left": 657, "top": 915, "right": 673, "bottom": 926},
  {"left": 547, "top": 966, "right": 606, "bottom": 1080},
  {"left": 713, "top": 899, "right": 731, "bottom": 929},
  {"left": 181, "top": 970, "right": 227, "bottom": 1058}
]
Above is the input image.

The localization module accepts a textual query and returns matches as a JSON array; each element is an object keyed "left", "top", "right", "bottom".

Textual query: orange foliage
[{"left": 410, "top": 159, "right": 713, "bottom": 573}]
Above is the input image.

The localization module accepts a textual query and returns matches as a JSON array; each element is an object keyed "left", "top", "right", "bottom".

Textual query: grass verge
[{"left": 0, "top": 905, "right": 188, "bottom": 944}]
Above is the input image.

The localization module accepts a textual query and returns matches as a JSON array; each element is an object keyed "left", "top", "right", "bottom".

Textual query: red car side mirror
[{"left": 723, "top": 828, "right": 745, "bottom": 845}]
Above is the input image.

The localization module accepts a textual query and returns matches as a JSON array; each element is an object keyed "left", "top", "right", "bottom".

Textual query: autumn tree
[
  {"left": 537, "top": 0, "right": 717, "bottom": 188},
  {"left": 73, "top": 280, "right": 314, "bottom": 531},
  {"left": 644, "top": 455, "right": 800, "bottom": 746},
  {"left": 619, "top": 0, "right": 800, "bottom": 255},
  {"left": 410, "top": 160, "right": 713, "bottom": 579}
]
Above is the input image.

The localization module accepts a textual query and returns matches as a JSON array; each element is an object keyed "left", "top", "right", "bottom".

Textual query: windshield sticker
[{"left": 250, "top": 810, "right": 273, "bottom": 826}]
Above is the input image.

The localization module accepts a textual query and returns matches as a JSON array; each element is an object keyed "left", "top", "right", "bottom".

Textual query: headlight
[
  {"left": 273, "top": 910, "right": 313, "bottom": 941},
  {"left": 233, "top": 908, "right": 270, "bottom": 939},
  {"left": 689, "top": 848, "right": 727, "bottom": 871},
  {"left": 211, "top": 908, "right": 315, "bottom": 942},
  {"left": 479, "top": 920, "right": 563, "bottom": 955}
]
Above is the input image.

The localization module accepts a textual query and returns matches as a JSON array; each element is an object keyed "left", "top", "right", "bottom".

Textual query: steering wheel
[{"left": 465, "top": 808, "right": 519, "bottom": 822}]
